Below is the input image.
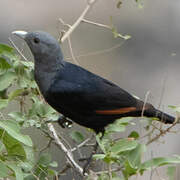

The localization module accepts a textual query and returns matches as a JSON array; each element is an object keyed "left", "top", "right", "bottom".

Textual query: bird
[{"left": 12, "top": 31, "right": 175, "bottom": 134}]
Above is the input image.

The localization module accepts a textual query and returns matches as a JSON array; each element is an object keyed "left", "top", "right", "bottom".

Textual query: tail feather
[{"left": 144, "top": 107, "right": 175, "bottom": 124}]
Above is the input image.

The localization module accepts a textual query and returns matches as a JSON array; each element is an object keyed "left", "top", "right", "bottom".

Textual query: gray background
[{"left": 1, "top": 0, "right": 180, "bottom": 179}]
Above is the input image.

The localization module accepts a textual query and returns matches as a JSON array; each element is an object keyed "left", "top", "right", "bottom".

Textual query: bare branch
[
  {"left": 95, "top": 166, "right": 123, "bottom": 175},
  {"left": 47, "top": 123, "right": 86, "bottom": 176},
  {"left": 157, "top": 74, "right": 168, "bottom": 109},
  {"left": 61, "top": 0, "right": 98, "bottom": 43},
  {"left": 8, "top": 37, "right": 28, "bottom": 61},
  {"left": 82, "top": 18, "right": 112, "bottom": 29},
  {"left": 67, "top": 36, "right": 79, "bottom": 65},
  {"left": 146, "top": 117, "right": 179, "bottom": 145},
  {"left": 108, "top": 164, "right": 112, "bottom": 180},
  {"left": 71, "top": 137, "right": 91, "bottom": 152},
  {"left": 66, "top": 42, "right": 125, "bottom": 60},
  {"left": 39, "top": 138, "right": 53, "bottom": 154},
  {"left": 141, "top": 91, "right": 150, "bottom": 117}
]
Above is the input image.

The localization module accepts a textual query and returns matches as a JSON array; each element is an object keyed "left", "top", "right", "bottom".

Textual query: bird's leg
[
  {"left": 81, "top": 141, "right": 98, "bottom": 174},
  {"left": 81, "top": 131, "right": 105, "bottom": 173},
  {"left": 58, "top": 115, "right": 73, "bottom": 128}
]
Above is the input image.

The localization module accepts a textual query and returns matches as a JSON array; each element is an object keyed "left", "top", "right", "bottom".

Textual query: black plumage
[{"left": 12, "top": 31, "right": 175, "bottom": 134}]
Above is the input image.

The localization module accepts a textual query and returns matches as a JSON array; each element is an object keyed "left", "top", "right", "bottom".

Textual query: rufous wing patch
[{"left": 95, "top": 107, "right": 137, "bottom": 115}]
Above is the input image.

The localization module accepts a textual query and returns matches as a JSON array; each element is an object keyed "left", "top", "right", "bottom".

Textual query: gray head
[
  {"left": 12, "top": 31, "right": 65, "bottom": 94},
  {"left": 12, "top": 31, "right": 64, "bottom": 70}
]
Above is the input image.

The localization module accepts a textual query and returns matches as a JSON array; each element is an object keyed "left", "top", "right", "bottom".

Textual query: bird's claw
[{"left": 58, "top": 115, "right": 73, "bottom": 128}]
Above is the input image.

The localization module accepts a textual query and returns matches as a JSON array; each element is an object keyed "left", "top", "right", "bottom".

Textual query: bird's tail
[{"left": 144, "top": 106, "right": 175, "bottom": 124}]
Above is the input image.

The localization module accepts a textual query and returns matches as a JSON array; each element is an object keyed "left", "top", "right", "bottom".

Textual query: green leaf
[
  {"left": 117, "top": 1, "right": 122, "bottom": 8},
  {"left": 70, "top": 131, "right": 84, "bottom": 143},
  {"left": 123, "top": 160, "right": 137, "bottom": 179},
  {"left": 49, "top": 161, "right": 58, "bottom": 167},
  {"left": 0, "top": 120, "right": 33, "bottom": 147},
  {"left": 8, "top": 111, "right": 25, "bottom": 122},
  {"left": 111, "top": 139, "right": 138, "bottom": 154},
  {"left": 116, "top": 117, "right": 134, "bottom": 125},
  {"left": 8, "top": 88, "right": 25, "bottom": 101},
  {"left": 140, "top": 156, "right": 180, "bottom": 174},
  {"left": 0, "top": 161, "right": 9, "bottom": 177},
  {"left": 0, "top": 129, "right": 26, "bottom": 159},
  {"left": 128, "top": 131, "right": 139, "bottom": 139},
  {"left": 97, "top": 173, "right": 109, "bottom": 180},
  {"left": 0, "top": 58, "right": 11, "bottom": 75},
  {"left": 38, "top": 153, "right": 52, "bottom": 166},
  {"left": 106, "top": 124, "right": 125, "bottom": 133},
  {"left": 93, "top": 154, "right": 106, "bottom": 160},
  {"left": 0, "top": 89, "right": 8, "bottom": 99},
  {"left": 135, "top": 0, "right": 143, "bottom": 8},
  {"left": 0, "top": 44, "right": 14, "bottom": 55},
  {"left": 106, "top": 117, "right": 134, "bottom": 133},
  {"left": 47, "top": 168, "right": 57, "bottom": 176},
  {"left": 0, "top": 99, "right": 9, "bottom": 109},
  {"left": 112, "top": 27, "right": 131, "bottom": 40},
  {"left": 0, "top": 71, "right": 16, "bottom": 91},
  {"left": 20, "top": 61, "right": 34, "bottom": 68},
  {"left": 167, "top": 166, "right": 176, "bottom": 180},
  {"left": 128, "top": 144, "right": 146, "bottom": 169},
  {"left": 5, "top": 162, "right": 24, "bottom": 180},
  {"left": 169, "top": 105, "right": 180, "bottom": 113},
  {"left": 22, "top": 145, "right": 35, "bottom": 170}
]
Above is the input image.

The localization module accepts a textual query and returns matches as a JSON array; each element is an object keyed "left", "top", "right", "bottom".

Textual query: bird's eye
[{"left": 33, "top": 38, "right": 40, "bottom": 44}]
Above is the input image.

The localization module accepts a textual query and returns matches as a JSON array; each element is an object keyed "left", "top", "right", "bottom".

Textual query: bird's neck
[{"left": 34, "top": 57, "right": 65, "bottom": 96}]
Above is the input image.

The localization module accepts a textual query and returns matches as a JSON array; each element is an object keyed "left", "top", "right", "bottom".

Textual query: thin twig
[
  {"left": 157, "top": 74, "right": 168, "bottom": 109},
  {"left": 66, "top": 42, "right": 125, "bottom": 60},
  {"left": 61, "top": 0, "right": 98, "bottom": 43},
  {"left": 146, "top": 117, "right": 179, "bottom": 145},
  {"left": 150, "top": 151, "right": 154, "bottom": 180},
  {"left": 141, "top": 91, "right": 150, "bottom": 117},
  {"left": 95, "top": 166, "right": 123, "bottom": 175},
  {"left": 59, "top": 18, "right": 71, "bottom": 29},
  {"left": 67, "top": 36, "right": 79, "bottom": 65},
  {"left": 58, "top": 163, "right": 71, "bottom": 175},
  {"left": 108, "top": 164, "right": 112, "bottom": 180},
  {"left": 82, "top": 18, "right": 112, "bottom": 29},
  {"left": 71, "top": 138, "right": 91, "bottom": 152},
  {"left": 8, "top": 37, "right": 28, "bottom": 61},
  {"left": 39, "top": 139, "right": 53, "bottom": 154},
  {"left": 47, "top": 123, "right": 86, "bottom": 176}
]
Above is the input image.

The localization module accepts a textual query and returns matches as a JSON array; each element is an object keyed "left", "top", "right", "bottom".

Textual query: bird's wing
[{"left": 47, "top": 74, "right": 140, "bottom": 116}]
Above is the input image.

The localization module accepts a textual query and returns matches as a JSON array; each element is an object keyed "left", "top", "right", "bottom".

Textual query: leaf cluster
[{"left": 0, "top": 44, "right": 58, "bottom": 179}]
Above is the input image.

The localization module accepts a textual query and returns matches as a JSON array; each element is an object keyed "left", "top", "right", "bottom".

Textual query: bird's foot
[{"left": 58, "top": 115, "right": 73, "bottom": 128}]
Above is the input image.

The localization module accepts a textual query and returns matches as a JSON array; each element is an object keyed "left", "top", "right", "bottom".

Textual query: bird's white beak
[{"left": 12, "top": 31, "right": 28, "bottom": 39}]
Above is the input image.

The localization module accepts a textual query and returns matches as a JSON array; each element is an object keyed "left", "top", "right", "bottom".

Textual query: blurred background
[{"left": 1, "top": 0, "right": 180, "bottom": 179}]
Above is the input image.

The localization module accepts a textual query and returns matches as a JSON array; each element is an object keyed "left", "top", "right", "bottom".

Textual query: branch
[
  {"left": 66, "top": 42, "right": 125, "bottom": 60},
  {"left": 47, "top": 123, "right": 86, "bottom": 176},
  {"left": 61, "top": 0, "right": 98, "bottom": 43},
  {"left": 71, "top": 137, "right": 91, "bottom": 152},
  {"left": 67, "top": 36, "right": 79, "bottom": 65},
  {"left": 82, "top": 18, "right": 112, "bottom": 29},
  {"left": 141, "top": 91, "right": 150, "bottom": 117},
  {"left": 8, "top": 37, "right": 28, "bottom": 61},
  {"left": 146, "top": 118, "right": 179, "bottom": 145}
]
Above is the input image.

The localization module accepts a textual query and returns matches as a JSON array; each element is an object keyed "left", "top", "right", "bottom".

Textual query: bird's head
[{"left": 12, "top": 31, "right": 64, "bottom": 67}]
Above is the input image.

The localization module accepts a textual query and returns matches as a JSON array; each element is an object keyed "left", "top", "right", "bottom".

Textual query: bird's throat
[{"left": 34, "top": 59, "right": 64, "bottom": 96}]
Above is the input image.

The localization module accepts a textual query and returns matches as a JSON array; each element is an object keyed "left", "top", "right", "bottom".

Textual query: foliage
[
  {"left": 93, "top": 117, "right": 180, "bottom": 179},
  {"left": 0, "top": 44, "right": 58, "bottom": 179}
]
